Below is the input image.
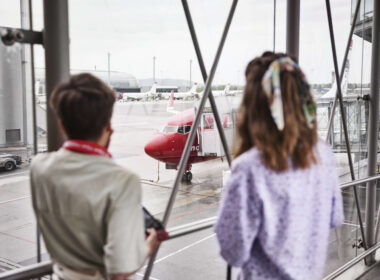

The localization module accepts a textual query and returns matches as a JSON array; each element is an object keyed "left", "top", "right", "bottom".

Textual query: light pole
[
  {"left": 190, "top": 59, "right": 192, "bottom": 87},
  {"left": 153, "top": 56, "right": 156, "bottom": 83},
  {"left": 107, "top": 52, "right": 111, "bottom": 86}
]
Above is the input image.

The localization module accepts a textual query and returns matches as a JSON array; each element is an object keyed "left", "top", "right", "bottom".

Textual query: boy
[{"left": 30, "top": 73, "right": 160, "bottom": 280}]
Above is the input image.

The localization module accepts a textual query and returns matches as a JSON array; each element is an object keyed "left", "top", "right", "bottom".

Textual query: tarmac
[{"left": 0, "top": 98, "right": 376, "bottom": 279}]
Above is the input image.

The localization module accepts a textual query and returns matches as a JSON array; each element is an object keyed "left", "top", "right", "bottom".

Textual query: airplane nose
[{"left": 144, "top": 134, "right": 166, "bottom": 160}]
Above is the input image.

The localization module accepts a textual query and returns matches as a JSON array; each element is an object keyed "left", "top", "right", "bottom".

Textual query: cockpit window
[
  {"left": 177, "top": 125, "right": 191, "bottom": 134},
  {"left": 162, "top": 126, "right": 178, "bottom": 133},
  {"left": 177, "top": 126, "right": 184, "bottom": 134}
]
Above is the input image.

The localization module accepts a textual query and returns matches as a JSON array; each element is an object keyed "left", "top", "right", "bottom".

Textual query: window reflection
[{"left": 162, "top": 126, "right": 179, "bottom": 133}]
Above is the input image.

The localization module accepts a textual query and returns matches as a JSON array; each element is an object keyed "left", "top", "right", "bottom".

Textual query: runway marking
[
  {"left": 153, "top": 233, "right": 216, "bottom": 265},
  {"left": 0, "top": 196, "right": 30, "bottom": 205},
  {"left": 169, "top": 201, "right": 220, "bottom": 222},
  {"left": 343, "top": 220, "right": 360, "bottom": 227},
  {"left": 0, "top": 231, "right": 36, "bottom": 245},
  {"left": 0, "top": 171, "right": 29, "bottom": 179},
  {"left": 141, "top": 180, "right": 220, "bottom": 198}
]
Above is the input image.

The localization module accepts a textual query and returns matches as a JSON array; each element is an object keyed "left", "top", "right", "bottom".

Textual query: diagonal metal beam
[
  {"left": 325, "top": 0, "right": 367, "bottom": 251},
  {"left": 181, "top": 0, "right": 232, "bottom": 167},
  {"left": 143, "top": 1, "right": 238, "bottom": 279},
  {"left": 325, "top": 0, "right": 361, "bottom": 142},
  {"left": 180, "top": 2, "right": 233, "bottom": 278}
]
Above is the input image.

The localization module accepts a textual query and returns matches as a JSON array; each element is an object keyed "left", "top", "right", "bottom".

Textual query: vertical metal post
[
  {"left": 286, "top": 0, "right": 300, "bottom": 60},
  {"left": 365, "top": 0, "right": 380, "bottom": 264},
  {"left": 273, "top": 0, "right": 276, "bottom": 52},
  {"left": 43, "top": 0, "right": 70, "bottom": 151},
  {"left": 325, "top": 0, "right": 367, "bottom": 251},
  {"left": 29, "top": 1, "right": 37, "bottom": 157},
  {"left": 24, "top": 0, "right": 41, "bottom": 263},
  {"left": 20, "top": 0, "right": 29, "bottom": 146},
  {"left": 143, "top": 2, "right": 238, "bottom": 279}
]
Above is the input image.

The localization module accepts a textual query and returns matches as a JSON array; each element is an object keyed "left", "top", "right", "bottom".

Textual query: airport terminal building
[{"left": 0, "top": 46, "right": 139, "bottom": 152}]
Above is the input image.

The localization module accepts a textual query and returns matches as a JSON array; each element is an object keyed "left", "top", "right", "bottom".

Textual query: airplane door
[
  {"left": 200, "top": 113, "right": 218, "bottom": 156},
  {"left": 218, "top": 113, "right": 233, "bottom": 156},
  {"left": 199, "top": 112, "right": 234, "bottom": 157}
]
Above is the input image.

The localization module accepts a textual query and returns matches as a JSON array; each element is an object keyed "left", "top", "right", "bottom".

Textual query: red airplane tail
[
  {"left": 169, "top": 90, "right": 174, "bottom": 107},
  {"left": 167, "top": 90, "right": 178, "bottom": 113}
]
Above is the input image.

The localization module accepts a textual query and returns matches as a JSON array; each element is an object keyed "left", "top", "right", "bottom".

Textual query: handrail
[
  {"left": 2, "top": 174, "right": 380, "bottom": 280},
  {"left": 323, "top": 242, "right": 380, "bottom": 280},
  {"left": 0, "top": 261, "right": 52, "bottom": 280},
  {"left": 340, "top": 174, "right": 380, "bottom": 190},
  {"left": 0, "top": 217, "right": 217, "bottom": 280},
  {"left": 168, "top": 216, "right": 216, "bottom": 239}
]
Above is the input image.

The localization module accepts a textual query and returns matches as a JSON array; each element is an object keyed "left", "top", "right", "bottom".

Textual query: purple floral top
[{"left": 215, "top": 140, "right": 343, "bottom": 280}]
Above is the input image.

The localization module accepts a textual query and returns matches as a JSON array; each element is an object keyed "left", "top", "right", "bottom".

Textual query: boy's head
[{"left": 49, "top": 73, "right": 116, "bottom": 142}]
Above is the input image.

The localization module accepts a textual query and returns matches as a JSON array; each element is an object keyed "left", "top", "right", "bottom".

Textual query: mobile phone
[{"left": 143, "top": 207, "right": 169, "bottom": 241}]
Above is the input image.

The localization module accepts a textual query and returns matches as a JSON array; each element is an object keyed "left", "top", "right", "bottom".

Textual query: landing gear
[{"left": 182, "top": 170, "right": 193, "bottom": 183}]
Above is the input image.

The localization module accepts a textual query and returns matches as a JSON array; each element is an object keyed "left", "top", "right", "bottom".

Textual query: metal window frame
[
  {"left": 286, "top": 0, "right": 300, "bottom": 60},
  {"left": 1, "top": 0, "right": 380, "bottom": 278},
  {"left": 364, "top": 0, "right": 380, "bottom": 264}
]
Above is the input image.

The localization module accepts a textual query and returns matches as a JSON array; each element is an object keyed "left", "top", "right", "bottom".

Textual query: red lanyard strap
[{"left": 63, "top": 140, "right": 112, "bottom": 158}]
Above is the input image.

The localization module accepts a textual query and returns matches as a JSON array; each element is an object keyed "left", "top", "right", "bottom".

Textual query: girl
[{"left": 215, "top": 52, "right": 343, "bottom": 280}]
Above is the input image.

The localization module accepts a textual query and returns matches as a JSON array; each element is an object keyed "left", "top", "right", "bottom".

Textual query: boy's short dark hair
[{"left": 49, "top": 73, "right": 116, "bottom": 141}]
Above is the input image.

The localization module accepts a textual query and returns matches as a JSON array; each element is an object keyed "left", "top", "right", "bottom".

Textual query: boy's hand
[{"left": 146, "top": 228, "right": 161, "bottom": 256}]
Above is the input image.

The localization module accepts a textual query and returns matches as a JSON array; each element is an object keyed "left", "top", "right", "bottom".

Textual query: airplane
[
  {"left": 224, "top": 84, "right": 243, "bottom": 96},
  {"left": 122, "top": 83, "right": 157, "bottom": 102},
  {"left": 145, "top": 92, "right": 236, "bottom": 182},
  {"left": 319, "top": 40, "right": 352, "bottom": 100},
  {"left": 173, "top": 83, "right": 198, "bottom": 100},
  {"left": 195, "top": 84, "right": 239, "bottom": 99}
]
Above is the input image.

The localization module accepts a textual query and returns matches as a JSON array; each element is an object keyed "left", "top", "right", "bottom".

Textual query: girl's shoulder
[
  {"left": 315, "top": 139, "right": 336, "bottom": 166},
  {"left": 232, "top": 147, "right": 261, "bottom": 172}
]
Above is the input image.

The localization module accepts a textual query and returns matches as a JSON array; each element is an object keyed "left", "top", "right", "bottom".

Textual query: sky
[{"left": 0, "top": 0, "right": 374, "bottom": 85}]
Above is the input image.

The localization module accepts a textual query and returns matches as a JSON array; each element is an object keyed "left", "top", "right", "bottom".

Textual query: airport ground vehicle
[{"left": 0, "top": 153, "right": 22, "bottom": 171}]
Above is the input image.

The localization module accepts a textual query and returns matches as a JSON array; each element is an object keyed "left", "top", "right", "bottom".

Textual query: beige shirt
[{"left": 30, "top": 149, "right": 147, "bottom": 276}]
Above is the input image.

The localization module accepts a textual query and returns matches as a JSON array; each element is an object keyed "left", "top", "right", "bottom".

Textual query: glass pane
[
  {"left": 0, "top": 0, "right": 21, "bottom": 28},
  {"left": 310, "top": 0, "right": 375, "bottom": 276},
  {"left": 1, "top": 0, "right": 376, "bottom": 278},
  {"left": 0, "top": 0, "right": 45, "bottom": 272}
]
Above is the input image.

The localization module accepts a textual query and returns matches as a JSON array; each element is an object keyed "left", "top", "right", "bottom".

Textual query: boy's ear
[
  {"left": 57, "top": 119, "right": 68, "bottom": 142},
  {"left": 58, "top": 119, "right": 66, "bottom": 135},
  {"left": 106, "top": 120, "right": 113, "bottom": 132}
]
